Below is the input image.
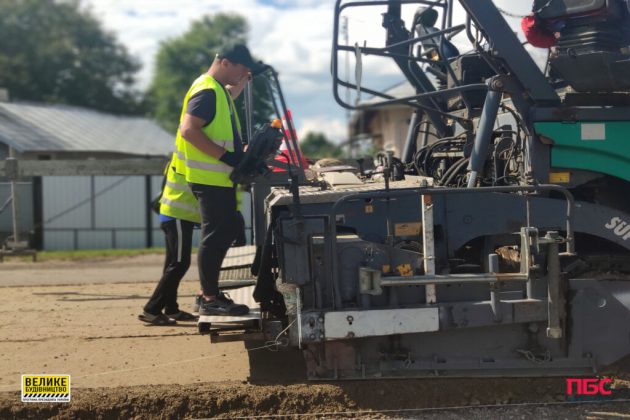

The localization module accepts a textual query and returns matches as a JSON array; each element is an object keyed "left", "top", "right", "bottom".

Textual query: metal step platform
[{"left": 197, "top": 285, "right": 263, "bottom": 342}]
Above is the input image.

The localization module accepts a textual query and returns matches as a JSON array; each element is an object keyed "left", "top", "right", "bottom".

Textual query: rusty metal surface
[{"left": 267, "top": 177, "right": 433, "bottom": 206}]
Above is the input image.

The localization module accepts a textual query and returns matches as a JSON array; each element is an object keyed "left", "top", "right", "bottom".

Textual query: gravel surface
[
  {"left": 0, "top": 256, "right": 628, "bottom": 419},
  {"left": 1, "top": 381, "right": 628, "bottom": 419}
]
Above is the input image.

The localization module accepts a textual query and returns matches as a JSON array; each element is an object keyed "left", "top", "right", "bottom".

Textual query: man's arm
[
  {"left": 226, "top": 72, "right": 252, "bottom": 99},
  {"left": 180, "top": 114, "right": 226, "bottom": 159}
]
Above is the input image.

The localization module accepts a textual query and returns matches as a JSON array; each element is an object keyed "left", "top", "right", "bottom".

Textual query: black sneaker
[
  {"left": 165, "top": 310, "right": 198, "bottom": 321},
  {"left": 199, "top": 293, "right": 249, "bottom": 316},
  {"left": 138, "top": 312, "right": 177, "bottom": 326}
]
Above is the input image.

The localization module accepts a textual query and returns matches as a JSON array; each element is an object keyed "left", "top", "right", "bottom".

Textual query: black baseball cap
[{"left": 216, "top": 43, "right": 266, "bottom": 74}]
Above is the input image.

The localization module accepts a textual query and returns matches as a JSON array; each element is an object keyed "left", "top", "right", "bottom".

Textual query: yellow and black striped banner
[{"left": 21, "top": 374, "right": 71, "bottom": 402}]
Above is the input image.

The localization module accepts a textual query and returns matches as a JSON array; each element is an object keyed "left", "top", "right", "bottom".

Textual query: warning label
[{"left": 21, "top": 374, "right": 71, "bottom": 402}]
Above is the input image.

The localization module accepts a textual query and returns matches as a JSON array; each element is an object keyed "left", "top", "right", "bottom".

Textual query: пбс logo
[
  {"left": 605, "top": 217, "right": 630, "bottom": 240},
  {"left": 566, "top": 378, "right": 613, "bottom": 396}
]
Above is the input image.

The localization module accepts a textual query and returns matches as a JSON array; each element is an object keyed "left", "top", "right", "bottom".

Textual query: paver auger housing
[{"left": 202, "top": 0, "right": 630, "bottom": 380}]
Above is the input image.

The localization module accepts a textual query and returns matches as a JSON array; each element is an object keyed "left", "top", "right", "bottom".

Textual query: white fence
[{"left": 40, "top": 176, "right": 252, "bottom": 250}]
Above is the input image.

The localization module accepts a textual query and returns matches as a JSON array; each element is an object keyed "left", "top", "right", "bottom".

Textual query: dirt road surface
[{"left": 0, "top": 253, "right": 628, "bottom": 419}]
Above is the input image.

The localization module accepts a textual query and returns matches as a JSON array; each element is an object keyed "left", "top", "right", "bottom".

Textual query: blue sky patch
[{"left": 256, "top": 0, "right": 308, "bottom": 9}]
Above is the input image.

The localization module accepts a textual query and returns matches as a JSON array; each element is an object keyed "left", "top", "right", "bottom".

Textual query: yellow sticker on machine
[
  {"left": 394, "top": 222, "right": 422, "bottom": 237},
  {"left": 396, "top": 264, "right": 413, "bottom": 277},
  {"left": 549, "top": 172, "right": 571, "bottom": 183},
  {"left": 22, "top": 374, "right": 71, "bottom": 402}
]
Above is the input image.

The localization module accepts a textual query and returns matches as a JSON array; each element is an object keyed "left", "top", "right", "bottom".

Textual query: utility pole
[
  {"left": 8, "top": 147, "right": 22, "bottom": 247},
  {"left": 0, "top": 147, "right": 38, "bottom": 262}
]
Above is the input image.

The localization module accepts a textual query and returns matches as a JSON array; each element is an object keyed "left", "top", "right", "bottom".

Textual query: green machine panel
[{"left": 534, "top": 121, "right": 630, "bottom": 182}]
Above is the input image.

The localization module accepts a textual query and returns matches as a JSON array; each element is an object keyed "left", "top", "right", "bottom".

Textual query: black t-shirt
[
  {"left": 186, "top": 89, "right": 217, "bottom": 124},
  {"left": 186, "top": 87, "right": 243, "bottom": 154}
]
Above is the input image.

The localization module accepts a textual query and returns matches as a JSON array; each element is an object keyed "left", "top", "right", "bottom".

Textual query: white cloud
[
  {"left": 297, "top": 116, "right": 348, "bottom": 143},
  {"left": 80, "top": 0, "right": 347, "bottom": 140},
  {"left": 78, "top": 0, "right": 553, "bottom": 147},
  {"left": 80, "top": 0, "right": 333, "bottom": 88}
]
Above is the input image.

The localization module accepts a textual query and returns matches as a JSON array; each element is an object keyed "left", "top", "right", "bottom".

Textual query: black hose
[
  {"left": 414, "top": 135, "right": 466, "bottom": 177},
  {"left": 439, "top": 157, "right": 470, "bottom": 186}
]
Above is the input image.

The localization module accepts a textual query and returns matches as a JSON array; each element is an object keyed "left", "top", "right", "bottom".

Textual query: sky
[{"left": 79, "top": 0, "right": 535, "bottom": 143}]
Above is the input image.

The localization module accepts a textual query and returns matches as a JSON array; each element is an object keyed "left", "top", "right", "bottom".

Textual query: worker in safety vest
[
  {"left": 139, "top": 154, "right": 247, "bottom": 324},
  {"left": 174, "top": 43, "right": 263, "bottom": 316},
  {"left": 139, "top": 154, "right": 201, "bottom": 325}
]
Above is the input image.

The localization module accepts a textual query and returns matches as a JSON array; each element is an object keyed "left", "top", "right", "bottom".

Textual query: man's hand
[
  {"left": 219, "top": 151, "right": 244, "bottom": 167},
  {"left": 226, "top": 72, "right": 252, "bottom": 99}
]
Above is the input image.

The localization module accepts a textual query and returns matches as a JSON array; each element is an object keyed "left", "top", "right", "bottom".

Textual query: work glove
[{"left": 219, "top": 151, "right": 244, "bottom": 167}]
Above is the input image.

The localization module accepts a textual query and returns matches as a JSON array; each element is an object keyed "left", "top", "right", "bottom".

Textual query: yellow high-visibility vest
[
  {"left": 159, "top": 153, "right": 201, "bottom": 224},
  {"left": 174, "top": 74, "right": 241, "bottom": 188}
]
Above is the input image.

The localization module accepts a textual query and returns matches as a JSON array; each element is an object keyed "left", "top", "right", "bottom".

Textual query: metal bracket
[
  {"left": 359, "top": 267, "right": 383, "bottom": 295},
  {"left": 520, "top": 227, "right": 540, "bottom": 276},
  {"left": 422, "top": 195, "right": 437, "bottom": 303},
  {"left": 300, "top": 312, "right": 325, "bottom": 343}
]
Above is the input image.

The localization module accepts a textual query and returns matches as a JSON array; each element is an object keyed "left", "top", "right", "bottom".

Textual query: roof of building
[{"left": 0, "top": 101, "right": 174, "bottom": 156}]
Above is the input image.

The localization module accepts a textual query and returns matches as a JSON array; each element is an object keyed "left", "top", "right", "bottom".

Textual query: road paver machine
[{"left": 201, "top": 0, "right": 630, "bottom": 380}]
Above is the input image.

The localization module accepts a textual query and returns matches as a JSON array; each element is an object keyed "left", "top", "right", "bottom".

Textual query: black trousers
[
  {"left": 144, "top": 219, "right": 195, "bottom": 315},
  {"left": 190, "top": 183, "right": 239, "bottom": 296}
]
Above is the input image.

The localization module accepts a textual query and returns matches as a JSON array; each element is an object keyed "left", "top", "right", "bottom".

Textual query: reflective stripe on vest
[
  {"left": 178, "top": 139, "right": 232, "bottom": 154},
  {"left": 164, "top": 179, "right": 185, "bottom": 191},
  {"left": 179, "top": 152, "right": 243, "bottom": 211},
  {"left": 185, "top": 159, "right": 232, "bottom": 173},
  {"left": 160, "top": 196, "right": 199, "bottom": 215},
  {"left": 159, "top": 155, "right": 201, "bottom": 223}
]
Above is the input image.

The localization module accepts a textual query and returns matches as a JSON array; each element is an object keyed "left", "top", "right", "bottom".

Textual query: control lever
[{"left": 229, "top": 119, "right": 284, "bottom": 185}]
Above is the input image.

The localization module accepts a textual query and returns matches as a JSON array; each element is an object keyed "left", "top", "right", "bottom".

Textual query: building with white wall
[
  {"left": 0, "top": 101, "right": 209, "bottom": 250},
  {"left": 348, "top": 82, "right": 416, "bottom": 158}
]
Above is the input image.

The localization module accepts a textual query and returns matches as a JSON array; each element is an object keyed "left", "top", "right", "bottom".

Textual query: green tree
[
  {"left": 0, "top": 0, "right": 144, "bottom": 114},
  {"left": 147, "top": 13, "right": 273, "bottom": 136},
  {"left": 300, "top": 132, "right": 343, "bottom": 159}
]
